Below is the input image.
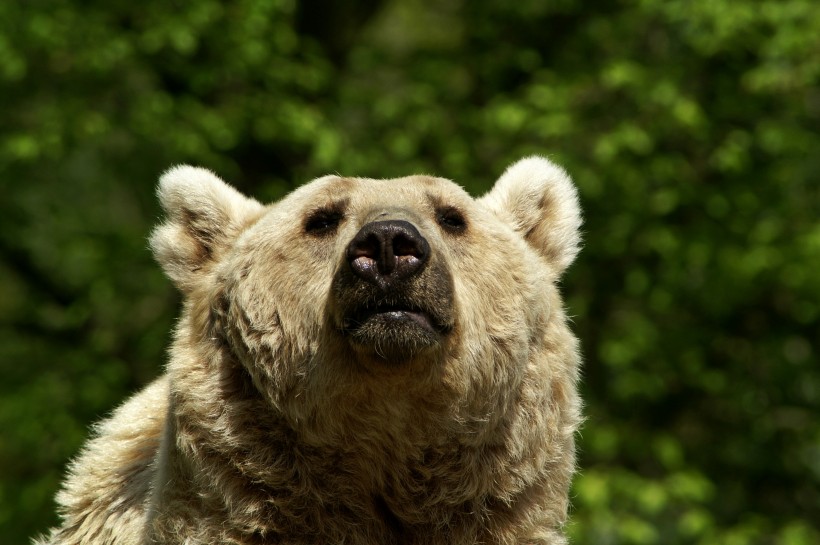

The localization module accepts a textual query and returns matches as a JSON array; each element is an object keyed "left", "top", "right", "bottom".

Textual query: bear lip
[{"left": 342, "top": 303, "right": 443, "bottom": 335}]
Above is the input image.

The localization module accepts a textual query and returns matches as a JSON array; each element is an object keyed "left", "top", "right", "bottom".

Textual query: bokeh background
[{"left": 1, "top": 0, "right": 818, "bottom": 543}]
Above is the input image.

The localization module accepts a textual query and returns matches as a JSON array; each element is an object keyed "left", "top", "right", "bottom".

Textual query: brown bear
[{"left": 38, "top": 156, "right": 583, "bottom": 545}]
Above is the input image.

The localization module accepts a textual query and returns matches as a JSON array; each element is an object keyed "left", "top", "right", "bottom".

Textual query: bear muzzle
[{"left": 333, "top": 219, "right": 454, "bottom": 362}]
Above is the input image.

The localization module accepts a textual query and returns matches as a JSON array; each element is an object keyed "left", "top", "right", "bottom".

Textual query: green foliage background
[{"left": 1, "top": 0, "right": 818, "bottom": 543}]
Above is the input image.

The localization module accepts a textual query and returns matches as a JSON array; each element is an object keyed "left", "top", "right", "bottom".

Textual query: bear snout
[
  {"left": 346, "top": 220, "right": 430, "bottom": 290},
  {"left": 333, "top": 219, "right": 453, "bottom": 362}
]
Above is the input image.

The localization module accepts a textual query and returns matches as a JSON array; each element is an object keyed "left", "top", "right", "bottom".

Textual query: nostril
[
  {"left": 393, "top": 233, "right": 424, "bottom": 259},
  {"left": 349, "top": 234, "right": 381, "bottom": 260}
]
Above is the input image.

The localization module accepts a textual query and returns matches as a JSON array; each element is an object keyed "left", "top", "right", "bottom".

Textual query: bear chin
[{"left": 343, "top": 307, "right": 450, "bottom": 363}]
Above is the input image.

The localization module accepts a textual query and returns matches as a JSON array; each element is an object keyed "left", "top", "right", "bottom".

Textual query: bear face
[
  {"left": 42, "top": 157, "right": 582, "bottom": 545},
  {"left": 151, "top": 160, "right": 581, "bottom": 452}
]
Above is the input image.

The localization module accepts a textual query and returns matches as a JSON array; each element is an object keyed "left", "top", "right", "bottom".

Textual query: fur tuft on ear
[
  {"left": 149, "top": 166, "right": 264, "bottom": 292},
  {"left": 480, "top": 156, "right": 582, "bottom": 275}
]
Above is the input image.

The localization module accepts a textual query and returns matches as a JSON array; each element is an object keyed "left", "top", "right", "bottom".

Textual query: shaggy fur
[{"left": 38, "top": 156, "right": 583, "bottom": 545}]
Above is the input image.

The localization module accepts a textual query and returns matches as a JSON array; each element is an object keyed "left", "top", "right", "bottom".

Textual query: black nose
[{"left": 347, "top": 220, "right": 430, "bottom": 288}]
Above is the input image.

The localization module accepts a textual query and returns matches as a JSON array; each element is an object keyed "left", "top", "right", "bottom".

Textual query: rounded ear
[
  {"left": 479, "top": 156, "right": 582, "bottom": 275},
  {"left": 149, "top": 166, "right": 264, "bottom": 293}
]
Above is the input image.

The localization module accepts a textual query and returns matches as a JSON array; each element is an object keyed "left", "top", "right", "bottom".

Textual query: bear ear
[
  {"left": 149, "top": 166, "right": 264, "bottom": 292},
  {"left": 479, "top": 156, "right": 582, "bottom": 275}
]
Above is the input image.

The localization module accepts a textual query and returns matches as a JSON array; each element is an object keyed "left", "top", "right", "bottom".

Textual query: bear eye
[
  {"left": 304, "top": 208, "right": 344, "bottom": 235},
  {"left": 436, "top": 206, "right": 467, "bottom": 234}
]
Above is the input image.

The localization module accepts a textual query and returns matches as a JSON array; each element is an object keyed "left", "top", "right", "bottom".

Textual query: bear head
[{"left": 149, "top": 157, "right": 582, "bottom": 449}]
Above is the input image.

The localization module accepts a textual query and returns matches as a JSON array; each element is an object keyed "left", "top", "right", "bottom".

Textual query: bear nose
[{"left": 347, "top": 220, "right": 430, "bottom": 287}]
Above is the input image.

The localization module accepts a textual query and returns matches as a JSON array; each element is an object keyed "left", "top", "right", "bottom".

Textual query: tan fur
[{"left": 38, "top": 156, "right": 583, "bottom": 545}]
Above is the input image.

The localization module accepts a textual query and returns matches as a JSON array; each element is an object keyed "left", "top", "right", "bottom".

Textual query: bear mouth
[{"left": 340, "top": 299, "right": 453, "bottom": 361}]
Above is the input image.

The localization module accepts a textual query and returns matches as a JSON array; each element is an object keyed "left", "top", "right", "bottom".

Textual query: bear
[{"left": 37, "top": 156, "right": 583, "bottom": 545}]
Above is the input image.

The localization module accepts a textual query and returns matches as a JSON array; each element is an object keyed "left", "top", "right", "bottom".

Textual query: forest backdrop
[{"left": 1, "top": 0, "right": 818, "bottom": 543}]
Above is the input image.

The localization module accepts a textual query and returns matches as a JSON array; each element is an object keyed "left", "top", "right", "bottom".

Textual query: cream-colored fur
[{"left": 38, "top": 156, "right": 583, "bottom": 545}]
